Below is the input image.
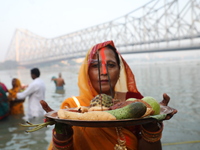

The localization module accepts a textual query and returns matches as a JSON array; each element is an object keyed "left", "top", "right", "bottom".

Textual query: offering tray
[
  {"left": 45, "top": 110, "right": 157, "bottom": 127},
  {"left": 10, "top": 99, "right": 25, "bottom": 107}
]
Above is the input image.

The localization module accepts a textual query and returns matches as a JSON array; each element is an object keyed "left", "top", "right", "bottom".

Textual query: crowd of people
[
  {"left": 0, "top": 68, "right": 66, "bottom": 120},
  {"left": 0, "top": 68, "right": 47, "bottom": 120},
  {"left": 0, "top": 41, "right": 177, "bottom": 150}
]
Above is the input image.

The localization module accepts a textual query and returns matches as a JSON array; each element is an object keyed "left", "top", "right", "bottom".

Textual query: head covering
[
  {"left": 15, "top": 78, "right": 21, "bottom": 87},
  {"left": 8, "top": 78, "right": 22, "bottom": 100},
  {"left": 77, "top": 40, "right": 141, "bottom": 104}
]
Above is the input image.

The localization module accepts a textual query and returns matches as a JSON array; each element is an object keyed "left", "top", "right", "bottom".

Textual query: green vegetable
[
  {"left": 106, "top": 102, "right": 147, "bottom": 119},
  {"left": 149, "top": 114, "right": 167, "bottom": 120}
]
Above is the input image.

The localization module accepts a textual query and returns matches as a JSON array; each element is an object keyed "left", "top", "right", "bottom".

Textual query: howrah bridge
[{"left": 5, "top": 0, "right": 200, "bottom": 66}]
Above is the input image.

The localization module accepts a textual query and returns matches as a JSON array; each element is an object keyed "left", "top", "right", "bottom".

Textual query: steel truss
[{"left": 5, "top": 0, "right": 200, "bottom": 66}]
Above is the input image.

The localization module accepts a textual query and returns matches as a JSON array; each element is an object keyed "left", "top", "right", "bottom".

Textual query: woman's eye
[
  {"left": 91, "top": 63, "right": 99, "bottom": 68},
  {"left": 90, "top": 62, "right": 116, "bottom": 68},
  {"left": 107, "top": 63, "right": 116, "bottom": 68}
]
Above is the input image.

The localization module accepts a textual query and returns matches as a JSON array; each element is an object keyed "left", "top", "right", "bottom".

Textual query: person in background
[
  {"left": 41, "top": 41, "right": 177, "bottom": 150},
  {"left": 8, "top": 78, "right": 25, "bottom": 115},
  {"left": 0, "top": 86, "right": 9, "bottom": 120},
  {"left": 51, "top": 73, "right": 65, "bottom": 90},
  {"left": 51, "top": 73, "right": 65, "bottom": 94},
  {"left": 51, "top": 76, "right": 57, "bottom": 87},
  {"left": 0, "top": 81, "right": 8, "bottom": 92},
  {"left": 17, "top": 68, "right": 45, "bottom": 119}
]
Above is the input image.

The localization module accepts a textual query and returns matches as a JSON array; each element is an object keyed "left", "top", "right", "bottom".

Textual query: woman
[
  {"left": 8, "top": 78, "right": 25, "bottom": 115},
  {"left": 0, "top": 86, "right": 9, "bottom": 120},
  {"left": 0, "top": 81, "right": 8, "bottom": 92},
  {"left": 41, "top": 41, "right": 177, "bottom": 150}
]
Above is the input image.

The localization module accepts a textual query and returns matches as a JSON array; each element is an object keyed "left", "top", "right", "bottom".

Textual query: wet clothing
[
  {"left": 56, "top": 86, "right": 64, "bottom": 90},
  {"left": 17, "top": 78, "right": 45, "bottom": 118},
  {"left": 8, "top": 78, "right": 24, "bottom": 115}
]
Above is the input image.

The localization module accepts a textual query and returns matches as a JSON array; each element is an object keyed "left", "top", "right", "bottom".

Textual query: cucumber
[{"left": 106, "top": 102, "right": 146, "bottom": 120}]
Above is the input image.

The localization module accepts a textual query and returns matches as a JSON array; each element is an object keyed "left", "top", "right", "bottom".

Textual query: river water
[{"left": 0, "top": 57, "right": 200, "bottom": 150}]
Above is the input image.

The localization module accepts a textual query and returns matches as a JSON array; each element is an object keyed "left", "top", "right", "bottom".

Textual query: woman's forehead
[
  {"left": 94, "top": 48, "right": 116, "bottom": 58},
  {"left": 88, "top": 46, "right": 119, "bottom": 65}
]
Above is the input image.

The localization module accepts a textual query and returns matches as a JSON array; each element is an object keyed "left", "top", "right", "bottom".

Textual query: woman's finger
[
  {"left": 40, "top": 100, "right": 54, "bottom": 113},
  {"left": 160, "top": 93, "right": 170, "bottom": 106}
]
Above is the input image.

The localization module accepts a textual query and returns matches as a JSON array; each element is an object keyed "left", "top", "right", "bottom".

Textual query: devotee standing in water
[
  {"left": 51, "top": 73, "right": 65, "bottom": 90},
  {"left": 8, "top": 78, "right": 25, "bottom": 115},
  {"left": 17, "top": 68, "right": 45, "bottom": 119}
]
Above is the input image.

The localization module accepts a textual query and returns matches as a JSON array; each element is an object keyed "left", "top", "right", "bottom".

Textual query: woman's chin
[{"left": 100, "top": 88, "right": 113, "bottom": 95}]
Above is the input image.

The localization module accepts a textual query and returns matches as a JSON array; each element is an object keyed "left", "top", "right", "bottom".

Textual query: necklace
[{"left": 114, "top": 127, "right": 127, "bottom": 150}]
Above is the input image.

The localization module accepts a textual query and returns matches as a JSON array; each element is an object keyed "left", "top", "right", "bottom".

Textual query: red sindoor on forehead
[{"left": 100, "top": 47, "right": 107, "bottom": 74}]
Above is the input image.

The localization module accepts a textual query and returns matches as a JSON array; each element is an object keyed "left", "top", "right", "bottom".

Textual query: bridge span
[{"left": 5, "top": 0, "right": 200, "bottom": 66}]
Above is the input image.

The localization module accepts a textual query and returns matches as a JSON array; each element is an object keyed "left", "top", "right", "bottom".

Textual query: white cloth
[{"left": 17, "top": 78, "right": 45, "bottom": 119}]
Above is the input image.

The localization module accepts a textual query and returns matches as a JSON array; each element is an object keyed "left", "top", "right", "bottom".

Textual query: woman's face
[
  {"left": 88, "top": 47, "right": 120, "bottom": 95},
  {"left": 12, "top": 79, "right": 17, "bottom": 87}
]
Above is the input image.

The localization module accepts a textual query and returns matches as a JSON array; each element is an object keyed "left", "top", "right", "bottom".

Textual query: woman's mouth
[{"left": 100, "top": 80, "right": 109, "bottom": 84}]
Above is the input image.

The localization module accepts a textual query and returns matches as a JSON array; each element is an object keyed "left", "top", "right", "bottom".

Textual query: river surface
[{"left": 0, "top": 58, "right": 200, "bottom": 150}]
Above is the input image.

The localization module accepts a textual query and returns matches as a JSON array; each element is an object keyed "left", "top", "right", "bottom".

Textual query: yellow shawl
[
  {"left": 8, "top": 78, "right": 22, "bottom": 101},
  {"left": 49, "top": 41, "right": 141, "bottom": 150},
  {"left": 8, "top": 78, "right": 24, "bottom": 115}
]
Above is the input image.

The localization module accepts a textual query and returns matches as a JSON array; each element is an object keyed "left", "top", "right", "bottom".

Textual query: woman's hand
[
  {"left": 40, "top": 100, "right": 74, "bottom": 142},
  {"left": 159, "top": 93, "right": 178, "bottom": 120},
  {"left": 142, "top": 93, "right": 177, "bottom": 131},
  {"left": 21, "top": 85, "right": 28, "bottom": 90},
  {"left": 40, "top": 100, "right": 54, "bottom": 113},
  {"left": 40, "top": 100, "right": 55, "bottom": 123}
]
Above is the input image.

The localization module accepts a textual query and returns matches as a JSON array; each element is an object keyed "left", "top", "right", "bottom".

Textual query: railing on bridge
[{"left": 5, "top": 0, "right": 200, "bottom": 66}]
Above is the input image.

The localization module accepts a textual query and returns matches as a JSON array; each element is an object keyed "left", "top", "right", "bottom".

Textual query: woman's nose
[{"left": 100, "top": 64, "right": 107, "bottom": 75}]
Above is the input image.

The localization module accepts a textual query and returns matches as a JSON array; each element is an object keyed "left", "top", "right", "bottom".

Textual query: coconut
[{"left": 90, "top": 94, "right": 113, "bottom": 108}]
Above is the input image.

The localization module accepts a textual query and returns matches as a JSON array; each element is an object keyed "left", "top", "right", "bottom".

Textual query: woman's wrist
[
  {"left": 53, "top": 133, "right": 73, "bottom": 150},
  {"left": 53, "top": 123, "right": 74, "bottom": 149},
  {"left": 52, "top": 127, "right": 73, "bottom": 149},
  {"left": 142, "top": 121, "right": 163, "bottom": 131},
  {"left": 55, "top": 123, "right": 73, "bottom": 134},
  {"left": 141, "top": 122, "right": 163, "bottom": 143},
  {"left": 54, "top": 123, "right": 73, "bottom": 140},
  {"left": 53, "top": 129, "right": 73, "bottom": 144}
]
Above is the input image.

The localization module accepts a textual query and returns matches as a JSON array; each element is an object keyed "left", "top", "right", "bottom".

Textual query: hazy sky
[{"left": 0, "top": 0, "right": 151, "bottom": 62}]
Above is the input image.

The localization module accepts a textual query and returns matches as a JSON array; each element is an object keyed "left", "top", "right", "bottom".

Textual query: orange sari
[
  {"left": 49, "top": 41, "right": 142, "bottom": 150},
  {"left": 8, "top": 79, "right": 24, "bottom": 115}
]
